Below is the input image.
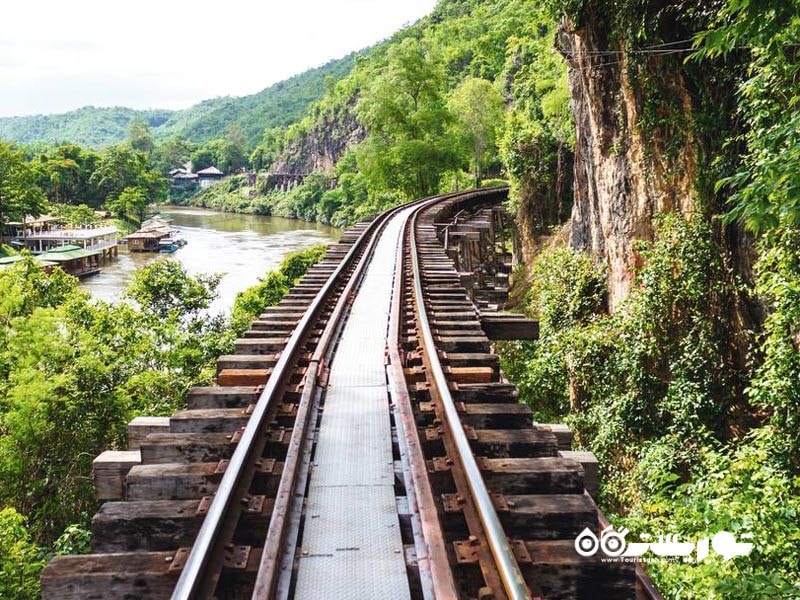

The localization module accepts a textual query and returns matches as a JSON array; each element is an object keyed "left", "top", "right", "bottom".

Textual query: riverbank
[
  {"left": 167, "top": 174, "right": 286, "bottom": 218},
  {"left": 167, "top": 171, "right": 363, "bottom": 228},
  {"left": 82, "top": 206, "right": 339, "bottom": 311},
  {"left": 169, "top": 172, "right": 509, "bottom": 231}
]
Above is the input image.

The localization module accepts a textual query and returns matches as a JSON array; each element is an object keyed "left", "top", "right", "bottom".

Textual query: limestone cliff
[
  {"left": 273, "top": 105, "right": 365, "bottom": 175},
  {"left": 558, "top": 19, "right": 699, "bottom": 310},
  {"left": 549, "top": 5, "right": 760, "bottom": 390}
]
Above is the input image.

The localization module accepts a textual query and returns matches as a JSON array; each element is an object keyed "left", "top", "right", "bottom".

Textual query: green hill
[
  {"left": 0, "top": 53, "right": 358, "bottom": 149},
  {"left": 155, "top": 53, "right": 358, "bottom": 146},
  {"left": 0, "top": 107, "right": 173, "bottom": 149}
]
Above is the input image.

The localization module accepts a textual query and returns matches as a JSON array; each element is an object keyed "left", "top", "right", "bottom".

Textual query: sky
[{"left": 0, "top": 0, "right": 439, "bottom": 118}]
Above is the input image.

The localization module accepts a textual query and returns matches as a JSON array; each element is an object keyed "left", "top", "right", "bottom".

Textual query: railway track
[{"left": 41, "top": 188, "right": 661, "bottom": 599}]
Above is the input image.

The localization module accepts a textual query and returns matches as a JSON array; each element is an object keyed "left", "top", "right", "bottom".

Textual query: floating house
[
  {"left": 126, "top": 217, "right": 186, "bottom": 253},
  {"left": 5, "top": 215, "right": 61, "bottom": 242},
  {"left": 2, "top": 215, "right": 119, "bottom": 276},
  {"left": 0, "top": 255, "right": 56, "bottom": 273},
  {"left": 126, "top": 229, "right": 172, "bottom": 252},
  {"left": 37, "top": 245, "right": 104, "bottom": 278},
  {"left": 6, "top": 216, "right": 119, "bottom": 263}
]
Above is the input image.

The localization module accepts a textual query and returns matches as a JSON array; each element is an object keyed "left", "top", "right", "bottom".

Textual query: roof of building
[
  {"left": 127, "top": 229, "right": 171, "bottom": 240},
  {"left": 38, "top": 245, "right": 102, "bottom": 262},
  {"left": 0, "top": 256, "right": 57, "bottom": 270},
  {"left": 23, "top": 225, "right": 119, "bottom": 241},
  {"left": 7, "top": 214, "right": 60, "bottom": 226},
  {"left": 197, "top": 166, "right": 223, "bottom": 176}
]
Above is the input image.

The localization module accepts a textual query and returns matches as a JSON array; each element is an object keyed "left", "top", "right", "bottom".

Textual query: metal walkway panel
[
  {"left": 293, "top": 210, "right": 412, "bottom": 600},
  {"left": 309, "top": 385, "right": 394, "bottom": 485}
]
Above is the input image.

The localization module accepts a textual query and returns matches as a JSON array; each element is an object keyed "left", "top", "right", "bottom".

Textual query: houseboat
[
  {"left": 126, "top": 218, "right": 186, "bottom": 253},
  {"left": 126, "top": 228, "right": 172, "bottom": 252},
  {"left": 5, "top": 215, "right": 61, "bottom": 247},
  {"left": 37, "top": 245, "right": 104, "bottom": 278},
  {"left": 158, "top": 235, "right": 187, "bottom": 253},
  {"left": 0, "top": 255, "right": 56, "bottom": 273}
]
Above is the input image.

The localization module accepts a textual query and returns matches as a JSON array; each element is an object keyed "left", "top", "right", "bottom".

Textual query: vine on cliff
[{"left": 502, "top": 215, "right": 799, "bottom": 597}]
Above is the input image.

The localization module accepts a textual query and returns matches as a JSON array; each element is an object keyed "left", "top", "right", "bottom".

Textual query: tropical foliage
[{"left": 0, "top": 242, "right": 324, "bottom": 597}]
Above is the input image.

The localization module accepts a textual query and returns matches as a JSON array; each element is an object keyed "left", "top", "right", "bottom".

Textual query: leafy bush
[
  {"left": 499, "top": 214, "right": 800, "bottom": 595},
  {"left": 279, "top": 245, "right": 327, "bottom": 283},
  {"left": 0, "top": 508, "right": 45, "bottom": 600},
  {"left": 622, "top": 428, "right": 800, "bottom": 599},
  {"left": 231, "top": 271, "right": 290, "bottom": 335},
  {"left": 747, "top": 225, "right": 800, "bottom": 473},
  {"left": 0, "top": 259, "right": 229, "bottom": 544},
  {"left": 231, "top": 245, "right": 326, "bottom": 334}
]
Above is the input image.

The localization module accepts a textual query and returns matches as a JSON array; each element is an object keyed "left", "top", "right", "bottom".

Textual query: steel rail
[
  {"left": 387, "top": 201, "right": 459, "bottom": 600},
  {"left": 171, "top": 210, "right": 398, "bottom": 599},
  {"left": 409, "top": 190, "right": 532, "bottom": 600},
  {"left": 251, "top": 191, "right": 476, "bottom": 598}
]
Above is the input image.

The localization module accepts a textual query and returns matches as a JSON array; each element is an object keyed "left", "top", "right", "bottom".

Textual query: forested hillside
[
  {"left": 0, "top": 107, "right": 174, "bottom": 150},
  {"left": 203, "top": 0, "right": 570, "bottom": 227},
  {"left": 0, "top": 53, "right": 357, "bottom": 149}
]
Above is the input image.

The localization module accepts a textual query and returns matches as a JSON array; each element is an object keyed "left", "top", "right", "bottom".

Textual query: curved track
[{"left": 41, "top": 189, "right": 661, "bottom": 600}]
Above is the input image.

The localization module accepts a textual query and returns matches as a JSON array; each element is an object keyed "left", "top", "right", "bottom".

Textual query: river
[{"left": 82, "top": 207, "right": 340, "bottom": 313}]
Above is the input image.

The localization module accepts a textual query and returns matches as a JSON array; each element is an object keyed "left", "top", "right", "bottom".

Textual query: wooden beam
[{"left": 480, "top": 313, "right": 539, "bottom": 340}]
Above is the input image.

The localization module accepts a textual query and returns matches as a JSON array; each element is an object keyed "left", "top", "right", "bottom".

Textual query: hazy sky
[{"left": 1, "top": 0, "right": 439, "bottom": 118}]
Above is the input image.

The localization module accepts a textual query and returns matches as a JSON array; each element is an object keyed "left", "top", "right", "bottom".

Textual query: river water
[{"left": 82, "top": 206, "right": 339, "bottom": 313}]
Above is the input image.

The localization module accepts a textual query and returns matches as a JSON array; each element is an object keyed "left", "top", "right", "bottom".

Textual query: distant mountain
[
  {"left": 0, "top": 53, "right": 358, "bottom": 149},
  {"left": 0, "top": 107, "right": 174, "bottom": 149}
]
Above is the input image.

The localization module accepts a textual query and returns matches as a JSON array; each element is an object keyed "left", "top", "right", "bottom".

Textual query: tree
[
  {"left": 225, "top": 123, "right": 247, "bottom": 155},
  {"left": 89, "top": 145, "right": 146, "bottom": 201},
  {"left": 191, "top": 145, "right": 216, "bottom": 172},
  {"left": 126, "top": 260, "right": 221, "bottom": 320},
  {"left": 90, "top": 145, "right": 167, "bottom": 216},
  {"left": 356, "top": 38, "right": 461, "bottom": 199},
  {"left": 192, "top": 138, "right": 247, "bottom": 174},
  {"left": 250, "top": 128, "right": 285, "bottom": 172},
  {"left": 127, "top": 119, "right": 154, "bottom": 156},
  {"left": 0, "top": 508, "right": 45, "bottom": 599},
  {"left": 51, "top": 203, "right": 98, "bottom": 227},
  {"left": 36, "top": 144, "right": 103, "bottom": 207},
  {"left": 448, "top": 77, "right": 504, "bottom": 186},
  {"left": 151, "top": 136, "right": 195, "bottom": 175},
  {"left": 106, "top": 186, "right": 150, "bottom": 225},
  {"left": 0, "top": 141, "right": 46, "bottom": 227},
  {"left": 40, "top": 156, "right": 79, "bottom": 204},
  {"left": 694, "top": 0, "right": 800, "bottom": 234}
]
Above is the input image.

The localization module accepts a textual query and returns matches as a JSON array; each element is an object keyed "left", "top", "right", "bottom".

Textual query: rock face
[
  {"left": 273, "top": 106, "right": 365, "bottom": 175},
  {"left": 559, "top": 20, "right": 698, "bottom": 310}
]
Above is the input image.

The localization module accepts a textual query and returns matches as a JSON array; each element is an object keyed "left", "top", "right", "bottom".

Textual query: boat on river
[
  {"left": 158, "top": 236, "right": 188, "bottom": 253},
  {"left": 127, "top": 217, "right": 187, "bottom": 253}
]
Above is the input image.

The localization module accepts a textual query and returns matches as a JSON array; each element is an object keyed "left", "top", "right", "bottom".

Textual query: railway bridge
[{"left": 41, "top": 188, "right": 662, "bottom": 600}]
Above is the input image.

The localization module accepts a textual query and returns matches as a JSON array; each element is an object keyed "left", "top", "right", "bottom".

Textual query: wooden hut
[
  {"left": 38, "top": 245, "right": 103, "bottom": 278},
  {"left": 126, "top": 229, "right": 171, "bottom": 252}
]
